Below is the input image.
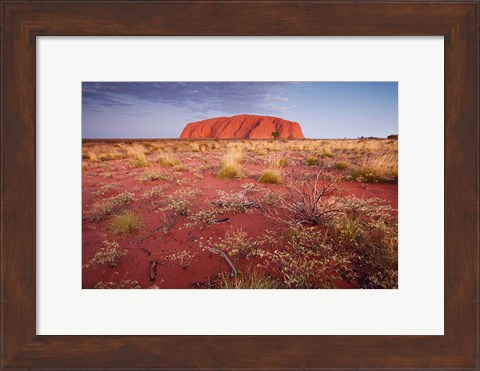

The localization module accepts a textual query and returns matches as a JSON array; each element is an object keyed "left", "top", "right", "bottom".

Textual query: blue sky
[{"left": 82, "top": 82, "right": 397, "bottom": 139}]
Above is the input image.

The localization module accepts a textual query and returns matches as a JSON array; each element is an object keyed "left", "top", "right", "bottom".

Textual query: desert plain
[{"left": 82, "top": 138, "right": 398, "bottom": 289}]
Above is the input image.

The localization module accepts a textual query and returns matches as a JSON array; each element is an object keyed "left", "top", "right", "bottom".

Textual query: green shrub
[{"left": 271, "top": 131, "right": 281, "bottom": 140}]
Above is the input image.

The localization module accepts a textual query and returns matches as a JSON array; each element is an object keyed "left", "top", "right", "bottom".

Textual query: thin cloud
[{"left": 82, "top": 82, "right": 293, "bottom": 116}]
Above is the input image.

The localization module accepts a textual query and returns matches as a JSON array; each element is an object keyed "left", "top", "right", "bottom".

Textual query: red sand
[{"left": 82, "top": 146, "right": 397, "bottom": 289}]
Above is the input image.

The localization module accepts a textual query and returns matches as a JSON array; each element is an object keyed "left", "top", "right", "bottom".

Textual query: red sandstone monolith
[{"left": 180, "top": 114, "right": 305, "bottom": 139}]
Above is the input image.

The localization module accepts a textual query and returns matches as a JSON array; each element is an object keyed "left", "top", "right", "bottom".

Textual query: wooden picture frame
[{"left": 1, "top": 1, "right": 478, "bottom": 369}]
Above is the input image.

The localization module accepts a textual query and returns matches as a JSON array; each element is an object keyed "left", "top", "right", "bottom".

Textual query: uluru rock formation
[{"left": 180, "top": 114, "right": 305, "bottom": 139}]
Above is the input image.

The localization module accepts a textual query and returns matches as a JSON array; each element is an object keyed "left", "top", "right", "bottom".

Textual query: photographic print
[{"left": 82, "top": 82, "right": 398, "bottom": 289}]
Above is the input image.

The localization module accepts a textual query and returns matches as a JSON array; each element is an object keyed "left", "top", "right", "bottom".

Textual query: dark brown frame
[{"left": 1, "top": 1, "right": 478, "bottom": 369}]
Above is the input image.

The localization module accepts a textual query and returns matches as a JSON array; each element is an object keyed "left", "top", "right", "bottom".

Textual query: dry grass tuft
[
  {"left": 259, "top": 169, "right": 282, "bottom": 184},
  {"left": 218, "top": 270, "right": 280, "bottom": 289},
  {"left": 110, "top": 212, "right": 144, "bottom": 235},
  {"left": 218, "top": 150, "right": 243, "bottom": 179},
  {"left": 305, "top": 157, "right": 320, "bottom": 166},
  {"left": 89, "top": 192, "right": 135, "bottom": 221},
  {"left": 352, "top": 151, "right": 397, "bottom": 183},
  {"left": 334, "top": 161, "right": 349, "bottom": 170},
  {"left": 157, "top": 152, "right": 181, "bottom": 167},
  {"left": 127, "top": 146, "right": 150, "bottom": 167}
]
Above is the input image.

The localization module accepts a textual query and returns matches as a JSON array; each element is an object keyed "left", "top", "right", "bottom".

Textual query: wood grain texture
[{"left": 1, "top": 1, "right": 478, "bottom": 369}]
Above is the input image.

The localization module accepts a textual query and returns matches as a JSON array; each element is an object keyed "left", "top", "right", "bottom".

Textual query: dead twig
[
  {"left": 210, "top": 248, "right": 238, "bottom": 277},
  {"left": 213, "top": 217, "right": 230, "bottom": 224},
  {"left": 150, "top": 260, "right": 158, "bottom": 281},
  {"left": 141, "top": 247, "right": 152, "bottom": 256}
]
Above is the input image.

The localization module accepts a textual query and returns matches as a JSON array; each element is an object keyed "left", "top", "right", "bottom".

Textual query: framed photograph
[{"left": 1, "top": 1, "right": 478, "bottom": 369}]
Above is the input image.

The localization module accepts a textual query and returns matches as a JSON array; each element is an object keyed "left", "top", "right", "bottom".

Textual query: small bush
[
  {"left": 271, "top": 131, "right": 281, "bottom": 140},
  {"left": 110, "top": 212, "right": 144, "bottom": 235},
  {"left": 212, "top": 190, "right": 254, "bottom": 212},
  {"left": 89, "top": 192, "right": 135, "bottom": 221},
  {"left": 83, "top": 240, "right": 127, "bottom": 268},
  {"left": 160, "top": 188, "right": 201, "bottom": 216},
  {"left": 259, "top": 169, "right": 282, "bottom": 184},
  {"left": 269, "top": 157, "right": 288, "bottom": 168},
  {"left": 352, "top": 167, "right": 382, "bottom": 182},
  {"left": 240, "top": 182, "right": 263, "bottom": 194},
  {"left": 320, "top": 151, "right": 334, "bottom": 158},
  {"left": 142, "top": 186, "right": 165, "bottom": 200},
  {"left": 199, "top": 227, "right": 259, "bottom": 259},
  {"left": 259, "top": 174, "right": 339, "bottom": 225},
  {"left": 335, "top": 161, "right": 349, "bottom": 170},
  {"left": 172, "top": 165, "right": 186, "bottom": 172},
  {"left": 278, "top": 158, "right": 289, "bottom": 167},
  {"left": 218, "top": 163, "right": 242, "bottom": 179},
  {"left": 86, "top": 151, "right": 99, "bottom": 162},
  {"left": 136, "top": 171, "right": 172, "bottom": 182},
  {"left": 99, "top": 154, "right": 115, "bottom": 162},
  {"left": 95, "top": 279, "right": 141, "bottom": 289},
  {"left": 184, "top": 208, "right": 219, "bottom": 229},
  {"left": 92, "top": 183, "right": 119, "bottom": 197},
  {"left": 143, "top": 143, "right": 159, "bottom": 155},
  {"left": 263, "top": 225, "right": 351, "bottom": 289},
  {"left": 325, "top": 197, "right": 398, "bottom": 288},
  {"left": 305, "top": 157, "right": 319, "bottom": 166},
  {"left": 218, "top": 270, "right": 280, "bottom": 289},
  {"left": 127, "top": 145, "right": 150, "bottom": 167},
  {"left": 189, "top": 143, "right": 201, "bottom": 152},
  {"left": 166, "top": 250, "right": 196, "bottom": 269},
  {"left": 260, "top": 189, "right": 282, "bottom": 205},
  {"left": 157, "top": 153, "right": 181, "bottom": 167},
  {"left": 129, "top": 156, "right": 149, "bottom": 168}
]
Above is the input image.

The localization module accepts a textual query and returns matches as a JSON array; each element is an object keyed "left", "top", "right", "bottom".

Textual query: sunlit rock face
[{"left": 180, "top": 114, "right": 305, "bottom": 139}]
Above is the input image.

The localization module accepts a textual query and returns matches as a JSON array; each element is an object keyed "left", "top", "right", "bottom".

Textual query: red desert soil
[
  {"left": 82, "top": 140, "right": 398, "bottom": 289},
  {"left": 180, "top": 114, "right": 305, "bottom": 139}
]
